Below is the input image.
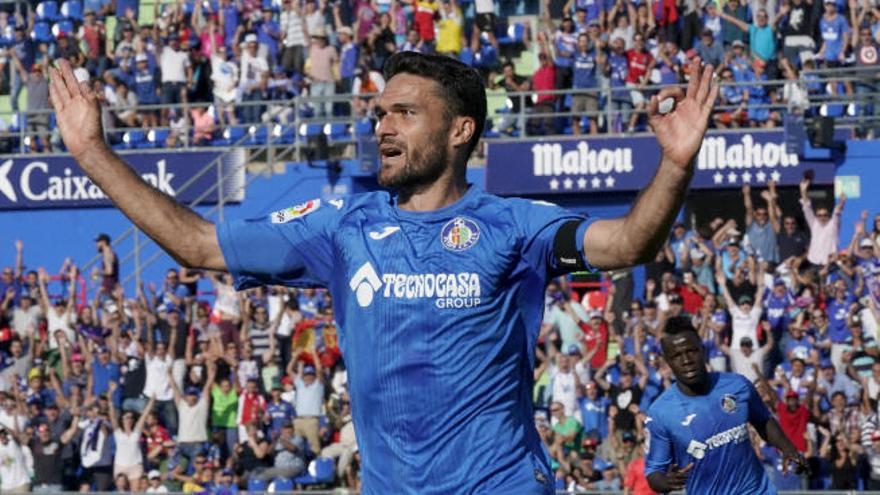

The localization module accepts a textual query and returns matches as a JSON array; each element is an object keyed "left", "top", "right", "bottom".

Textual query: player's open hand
[
  {"left": 665, "top": 462, "right": 693, "bottom": 491},
  {"left": 48, "top": 59, "right": 105, "bottom": 160},
  {"left": 648, "top": 57, "right": 719, "bottom": 170}
]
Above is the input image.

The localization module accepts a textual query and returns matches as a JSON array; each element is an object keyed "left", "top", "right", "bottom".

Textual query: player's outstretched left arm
[{"left": 583, "top": 58, "right": 719, "bottom": 270}]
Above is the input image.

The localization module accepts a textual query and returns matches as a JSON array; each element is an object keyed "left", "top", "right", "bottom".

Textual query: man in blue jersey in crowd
[
  {"left": 51, "top": 51, "right": 718, "bottom": 493},
  {"left": 645, "top": 316, "right": 807, "bottom": 494}
]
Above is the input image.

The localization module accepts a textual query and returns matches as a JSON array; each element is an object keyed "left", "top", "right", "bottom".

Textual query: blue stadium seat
[
  {"left": 212, "top": 126, "right": 247, "bottom": 146},
  {"left": 354, "top": 118, "right": 373, "bottom": 138},
  {"left": 60, "top": 0, "right": 83, "bottom": 20},
  {"left": 31, "top": 22, "right": 53, "bottom": 43},
  {"left": 9, "top": 113, "right": 24, "bottom": 133},
  {"left": 294, "top": 457, "right": 335, "bottom": 486},
  {"left": 459, "top": 46, "right": 474, "bottom": 66},
  {"left": 497, "top": 23, "right": 525, "bottom": 46},
  {"left": 272, "top": 124, "right": 296, "bottom": 144},
  {"left": 122, "top": 130, "right": 146, "bottom": 149},
  {"left": 299, "top": 123, "right": 324, "bottom": 138},
  {"left": 53, "top": 20, "right": 75, "bottom": 37},
  {"left": 36, "top": 1, "right": 59, "bottom": 21},
  {"left": 270, "top": 477, "right": 294, "bottom": 492},
  {"left": 145, "top": 129, "right": 169, "bottom": 148},
  {"left": 323, "top": 122, "right": 349, "bottom": 143},
  {"left": 245, "top": 125, "right": 269, "bottom": 145},
  {"left": 246, "top": 478, "right": 267, "bottom": 493}
]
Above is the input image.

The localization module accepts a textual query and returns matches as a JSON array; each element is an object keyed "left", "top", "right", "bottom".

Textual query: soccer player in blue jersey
[
  {"left": 52, "top": 52, "right": 718, "bottom": 493},
  {"left": 645, "top": 316, "right": 807, "bottom": 494}
]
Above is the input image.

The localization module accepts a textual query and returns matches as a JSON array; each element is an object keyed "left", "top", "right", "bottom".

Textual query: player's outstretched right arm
[{"left": 49, "top": 59, "right": 226, "bottom": 271}]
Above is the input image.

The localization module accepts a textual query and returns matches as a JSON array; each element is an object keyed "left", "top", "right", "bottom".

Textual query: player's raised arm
[
  {"left": 582, "top": 58, "right": 719, "bottom": 270},
  {"left": 49, "top": 59, "right": 226, "bottom": 271}
]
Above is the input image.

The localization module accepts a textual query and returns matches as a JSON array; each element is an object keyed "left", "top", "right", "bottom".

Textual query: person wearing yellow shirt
[{"left": 436, "top": 0, "right": 465, "bottom": 55}]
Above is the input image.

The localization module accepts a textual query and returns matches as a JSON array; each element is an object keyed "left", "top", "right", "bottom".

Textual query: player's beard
[{"left": 377, "top": 126, "right": 450, "bottom": 194}]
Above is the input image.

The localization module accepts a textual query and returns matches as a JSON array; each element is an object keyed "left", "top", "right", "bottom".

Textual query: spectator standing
[
  {"left": 743, "top": 184, "right": 780, "bottom": 264},
  {"left": 157, "top": 35, "right": 192, "bottom": 125},
  {"left": 210, "top": 45, "right": 239, "bottom": 126},
  {"left": 306, "top": 28, "right": 339, "bottom": 118},
  {"left": 10, "top": 55, "right": 52, "bottom": 153},
  {"left": 800, "top": 178, "right": 844, "bottom": 266},
  {"left": 695, "top": 29, "right": 724, "bottom": 68},
  {"left": 0, "top": 426, "right": 31, "bottom": 492},
  {"left": 169, "top": 361, "right": 216, "bottom": 463},
  {"left": 778, "top": 0, "right": 816, "bottom": 66},
  {"left": 280, "top": 0, "right": 308, "bottom": 74},
  {"left": 624, "top": 33, "right": 654, "bottom": 132},
  {"left": 436, "top": 0, "right": 465, "bottom": 56},
  {"left": 818, "top": 0, "right": 851, "bottom": 66},
  {"left": 108, "top": 386, "right": 155, "bottom": 483},
  {"left": 238, "top": 34, "right": 269, "bottom": 123},
  {"left": 572, "top": 32, "right": 604, "bottom": 135},
  {"left": 290, "top": 356, "right": 324, "bottom": 454},
  {"left": 719, "top": 8, "right": 777, "bottom": 65}
]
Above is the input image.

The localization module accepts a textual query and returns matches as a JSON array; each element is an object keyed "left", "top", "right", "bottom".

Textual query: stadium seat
[
  {"left": 323, "top": 122, "right": 349, "bottom": 143},
  {"left": 272, "top": 123, "right": 297, "bottom": 144},
  {"left": 459, "top": 46, "right": 474, "bottom": 66},
  {"left": 245, "top": 125, "right": 269, "bottom": 145},
  {"left": 497, "top": 23, "right": 525, "bottom": 46},
  {"left": 294, "top": 457, "right": 335, "bottom": 486},
  {"left": 122, "top": 130, "right": 146, "bottom": 149},
  {"left": 247, "top": 478, "right": 267, "bottom": 493},
  {"left": 353, "top": 118, "right": 374, "bottom": 138},
  {"left": 269, "top": 477, "right": 294, "bottom": 492},
  {"left": 144, "top": 129, "right": 169, "bottom": 148},
  {"left": 212, "top": 126, "right": 247, "bottom": 146},
  {"left": 53, "top": 20, "right": 75, "bottom": 37},
  {"left": 299, "top": 123, "right": 324, "bottom": 138},
  {"left": 60, "top": 0, "right": 83, "bottom": 20},
  {"left": 9, "top": 113, "right": 24, "bottom": 133},
  {"left": 31, "top": 22, "right": 53, "bottom": 43},
  {"left": 36, "top": 1, "right": 59, "bottom": 21}
]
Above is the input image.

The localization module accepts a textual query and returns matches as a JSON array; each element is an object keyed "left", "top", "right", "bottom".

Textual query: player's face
[
  {"left": 661, "top": 332, "right": 708, "bottom": 389},
  {"left": 375, "top": 74, "right": 453, "bottom": 192}
]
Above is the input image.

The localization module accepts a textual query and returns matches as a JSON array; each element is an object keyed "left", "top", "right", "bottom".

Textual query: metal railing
[{"left": 3, "top": 65, "right": 877, "bottom": 155}]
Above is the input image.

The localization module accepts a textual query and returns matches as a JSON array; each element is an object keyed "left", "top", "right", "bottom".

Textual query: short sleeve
[
  {"left": 644, "top": 415, "right": 673, "bottom": 476},
  {"left": 744, "top": 376, "right": 772, "bottom": 426},
  {"left": 514, "top": 199, "right": 598, "bottom": 278},
  {"left": 216, "top": 199, "right": 339, "bottom": 290}
]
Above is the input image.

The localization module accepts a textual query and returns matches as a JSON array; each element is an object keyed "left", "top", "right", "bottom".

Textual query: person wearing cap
[
  {"left": 256, "top": 6, "right": 281, "bottom": 62},
  {"left": 157, "top": 33, "right": 192, "bottom": 125},
  {"left": 236, "top": 32, "right": 269, "bottom": 123},
  {"left": 21, "top": 416, "right": 80, "bottom": 493},
  {"left": 777, "top": 385, "right": 812, "bottom": 454},
  {"left": 8, "top": 50, "right": 52, "bottom": 153},
  {"left": 265, "top": 383, "right": 295, "bottom": 439},
  {"left": 168, "top": 360, "right": 216, "bottom": 464},
  {"left": 304, "top": 26, "right": 338, "bottom": 118},
  {"left": 720, "top": 331, "right": 775, "bottom": 382},
  {"left": 716, "top": 267, "right": 764, "bottom": 351},
  {"left": 817, "top": 360, "right": 860, "bottom": 407},
  {"left": 279, "top": 0, "right": 308, "bottom": 74},
  {"left": 288, "top": 354, "right": 323, "bottom": 453},
  {"left": 146, "top": 469, "right": 168, "bottom": 493}
]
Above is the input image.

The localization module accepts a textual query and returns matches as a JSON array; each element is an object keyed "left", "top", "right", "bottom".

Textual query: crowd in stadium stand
[
  {"left": 0, "top": 171, "right": 875, "bottom": 493},
  {"left": 0, "top": 0, "right": 878, "bottom": 150}
]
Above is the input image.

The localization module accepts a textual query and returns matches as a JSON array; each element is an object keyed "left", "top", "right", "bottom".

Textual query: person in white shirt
[
  {"left": 717, "top": 269, "right": 765, "bottom": 351},
  {"left": 144, "top": 335, "right": 177, "bottom": 433},
  {"left": 721, "top": 334, "right": 774, "bottom": 382},
  {"left": 0, "top": 427, "right": 31, "bottom": 492},
  {"left": 279, "top": 0, "right": 308, "bottom": 73},
  {"left": 168, "top": 359, "right": 216, "bottom": 464},
  {"left": 145, "top": 470, "right": 169, "bottom": 493},
  {"left": 237, "top": 33, "right": 269, "bottom": 123},
  {"left": 550, "top": 351, "right": 582, "bottom": 421},
  {"left": 156, "top": 35, "right": 192, "bottom": 124},
  {"left": 108, "top": 384, "right": 156, "bottom": 484}
]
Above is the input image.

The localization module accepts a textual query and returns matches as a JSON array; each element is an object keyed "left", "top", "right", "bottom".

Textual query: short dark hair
[
  {"left": 663, "top": 316, "right": 699, "bottom": 337},
  {"left": 383, "top": 52, "right": 486, "bottom": 158}
]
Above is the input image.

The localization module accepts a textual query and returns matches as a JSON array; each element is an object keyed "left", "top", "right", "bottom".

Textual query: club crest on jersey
[
  {"left": 441, "top": 217, "right": 480, "bottom": 252},
  {"left": 720, "top": 394, "right": 737, "bottom": 414},
  {"left": 271, "top": 199, "right": 321, "bottom": 224}
]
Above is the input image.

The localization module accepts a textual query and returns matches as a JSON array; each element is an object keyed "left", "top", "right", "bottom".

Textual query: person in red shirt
[
  {"left": 776, "top": 388, "right": 812, "bottom": 453},
  {"left": 679, "top": 270, "right": 707, "bottom": 314},
  {"left": 413, "top": 0, "right": 438, "bottom": 44},
  {"left": 237, "top": 378, "right": 267, "bottom": 438},
  {"left": 581, "top": 310, "right": 608, "bottom": 370},
  {"left": 145, "top": 411, "right": 173, "bottom": 464},
  {"left": 530, "top": 36, "right": 558, "bottom": 135},
  {"left": 623, "top": 447, "right": 656, "bottom": 495},
  {"left": 624, "top": 34, "right": 655, "bottom": 132}
]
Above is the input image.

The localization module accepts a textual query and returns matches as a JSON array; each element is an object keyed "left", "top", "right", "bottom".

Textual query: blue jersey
[
  {"left": 217, "top": 187, "right": 595, "bottom": 494},
  {"left": 265, "top": 400, "right": 295, "bottom": 437},
  {"left": 572, "top": 50, "right": 599, "bottom": 89},
  {"left": 827, "top": 295, "right": 855, "bottom": 343},
  {"left": 645, "top": 372, "right": 776, "bottom": 495},
  {"left": 820, "top": 14, "right": 850, "bottom": 62}
]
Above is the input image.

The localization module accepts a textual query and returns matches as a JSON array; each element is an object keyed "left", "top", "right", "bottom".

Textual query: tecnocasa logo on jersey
[{"left": 349, "top": 262, "right": 482, "bottom": 309}]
